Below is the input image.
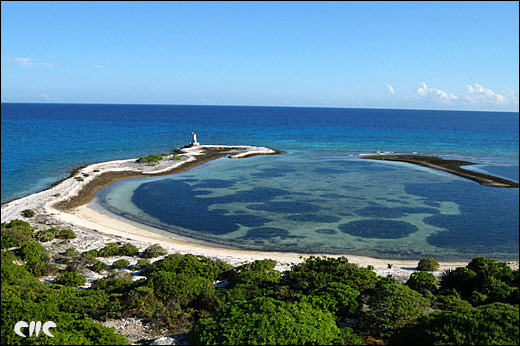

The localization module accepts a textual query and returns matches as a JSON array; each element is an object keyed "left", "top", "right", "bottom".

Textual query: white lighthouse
[{"left": 190, "top": 131, "right": 200, "bottom": 147}]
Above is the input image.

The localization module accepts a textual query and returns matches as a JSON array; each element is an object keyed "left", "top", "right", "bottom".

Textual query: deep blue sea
[{"left": 2, "top": 103, "right": 518, "bottom": 260}]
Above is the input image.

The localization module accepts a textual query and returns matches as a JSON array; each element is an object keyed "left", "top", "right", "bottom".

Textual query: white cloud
[
  {"left": 41, "top": 92, "right": 61, "bottom": 102},
  {"left": 7, "top": 57, "right": 55, "bottom": 68},
  {"left": 93, "top": 65, "right": 107, "bottom": 69},
  {"left": 466, "top": 83, "right": 509, "bottom": 105},
  {"left": 386, "top": 84, "right": 395, "bottom": 95},
  {"left": 416, "top": 82, "right": 457, "bottom": 103}
]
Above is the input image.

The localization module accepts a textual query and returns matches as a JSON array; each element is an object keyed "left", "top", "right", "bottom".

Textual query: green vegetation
[
  {"left": 417, "top": 256, "right": 440, "bottom": 271},
  {"left": 1, "top": 222, "right": 518, "bottom": 346},
  {"left": 363, "top": 281, "right": 431, "bottom": 338},
  {"left": 22, "top": 209, "right": 35, "bottom": 218},
  {"left": 54, "top": 271, "right": 87, "bottom": 287},
  {"left": 141, "top": 243, "right": 167, "bottom": 258},
  {"left": 74, "top": 177, "right": 84, "bottom": 182},
  {"left": 19, "top": 242, "right": 50, "bottom": 276},
  {"left": 112, "top": 259, "right": 130, "bottom": 269},
  {"left": 134, "top": 258, "right": 150, "bottom": 270},
  {"left": 188, "top": 297, "right": 344, "bottom": 345},
  {"left": 405, "top": 270, "right": 438, "bottom": 292},
  {"left": 137, "top": 154, "right": 163, "bottom": 163},
  {"left": 55, "top": 228, "right": 76, "bottom": 239},
  {"left": 1, "top": 219, "right": 35, "bottom": 249}
]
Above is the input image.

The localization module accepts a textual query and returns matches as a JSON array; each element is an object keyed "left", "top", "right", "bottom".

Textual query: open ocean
[{"left": 2, "top": 103, "right": 518, "bottom": 260}]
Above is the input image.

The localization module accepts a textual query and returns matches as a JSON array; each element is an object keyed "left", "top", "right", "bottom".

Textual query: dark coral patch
[
  {"left": 242, "top": 227, "right": 304, "bottom": 240},
  {"left": 286, "top": 214, "right": 340, "bottom": 223},
  {"left": 315, "top": 229, "right": 337, "bottom": 235},
  {"left": 338, "top": 219, "right": 418, "bottom": 239}
]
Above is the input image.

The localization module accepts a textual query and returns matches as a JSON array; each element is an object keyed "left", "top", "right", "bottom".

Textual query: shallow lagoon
[{"left": 92, "top": 152, "right": 519, "bottom": 261}]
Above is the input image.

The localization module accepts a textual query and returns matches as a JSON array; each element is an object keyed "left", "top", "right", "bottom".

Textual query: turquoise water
[
  {"left": 94, "top": 151, "right": 518, "bottom": 261},
  {"left": 2, "top": 103, "right": 518, "bottom": 260}
]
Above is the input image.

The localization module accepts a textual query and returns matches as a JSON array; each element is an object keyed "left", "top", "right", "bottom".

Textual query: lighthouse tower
[{"left": 190, "top": 131, "right": 200, "bottom": 147}]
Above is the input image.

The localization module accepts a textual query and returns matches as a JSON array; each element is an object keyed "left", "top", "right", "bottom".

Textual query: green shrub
[
  {"left": 1, "top": 284, "right": 130, "bottom": 345},
  {"left": 406, "top": 271, "right": 438, "bottom": 292},
  {"left": 417, "top": 257, "right": 440, "bottom": 271},
  {"left": 35, "top": 229, "right": 56, "bottom": 242},
  {"left": 400, "top": 302, "right": 519, "bottom": 345},
  {"left": 188, "top": 297, "right": 343, "bottom": 345},
  {"left": 54, "top": 271, "right": 87, "bottom": 287},
  {"left": 304, "top": 281, "right": 362, "bottom": 318},
  {"left": 98, "top": 242, "right": 121, "bottom": 257},
  {"left": 22, "top": 209, "right": 35, "bottom": 218},
  {"left": 90, "top": 260, "right": 110, "bottom": 273},
  {"left": 112, "top": 259, "right": 130, "bottom": 269},
  {"left": 137, "top": 154, "right": 163, "bottom": 163},
  {"left": 363, "top": 282, "right": 431, "bottom": 338},
  {"left": 149, "top": 271, "right": 212, "bottom": 306},
  {"left": 146, "top": 254, "right": 232, "bottom": 282},
  {"left": 93, "top": 169, "right": 100, "bottom": 172},
  {"left": 134, "top": 258, "right": 150, "bottom": 271},
  {"left": 80, "top": 249, "right": 99, "bottom": 265},
  {"left": 53, "top": 193, "right": 61, "bottom": 197},
  {"left": 91, "top": 260, "right": 109, "bottom": 273},
  {"left": 1, "top": 257, "right": 37, "bottom": 285},
  {"left": 74, "top": 177, "right": 84, "bottom": 182},
  {"left": 55, "top": 228, "right": 76, "bottom": 239},
  {"left": 64, "top": 248, "right": 80, "bottom": 258},
  {"left": 123, "top": 286, "right": 160, "bottom": 318},
  {"left": 141, "top": 243, "right": 167, "bottom": 258},
  {"left": 119, "top": 243, "right": 139, "bottom": 256},
  {"left": 91, "top": 271, "right": 135, "bottom": 293},
  {"left": 1, "top": 219, "right": 35, "bottom": 249},
  {"left": 82, "top": 173, "right": 89, "bottom": 177},
  {"left": 19, "top": 242, "right": 50, "bottom": 276},
  {"left": 441, "top": 257, "right": 518, "bottom": 305},
  {"left": 282, "top": 256, "right": 378, "bottom": 294}
]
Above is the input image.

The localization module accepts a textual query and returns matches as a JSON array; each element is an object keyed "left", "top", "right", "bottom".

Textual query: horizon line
[{"left": 1, "top": 101, "right": 518, "bottom": 114}]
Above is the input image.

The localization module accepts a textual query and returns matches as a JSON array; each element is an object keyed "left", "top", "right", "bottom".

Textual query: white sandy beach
[{"left": 2, "top": 144, "right": 514, "bottom": 281}]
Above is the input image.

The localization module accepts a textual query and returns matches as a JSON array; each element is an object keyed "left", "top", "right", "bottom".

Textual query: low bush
[
  {"left": 134, "top": 258, "right": 150, "bottom": 271},
  {"left": 363, "top": 282, "right": 431, "bottom": 338},
  {"left": 119, "top": 243, "right": 139, "bottom": 256},
  {"left": 112, "top": 259, "right": 130, "bottom": 269},
  {"left": 417, "top": 257, "right": 440, "bottom": 271},
  {"left": 22, "top": 209, "right": 35, "bottom": 218},
  {"left": 1, "top": 219, "right": 35, "bottom": 249},
  {"left": 55, "top": 228, "right": 76, "bottom": 239},
  {"left": 64, "top": 248, "right": 80, "bottom": 258},
  {"left": 137, "top": 154, "right": 163, "bottom": 163},
  {"left": 188, "top": 297, "right": 343, "bottom": 345},
  {"left": 54, "top": 271, "right": 87, "bottom": 287},
  {"left": 19, "top": 242, "right": 50, "bottom": 277},
  {"left": 74, "top": 177, "right": 84, "bottom": 182},
  {"left": 406, "top": 271, "right": 438, "bottom": 292},
  {"left": 36, "top": 229, "right": 56, "bottom": 242},
  {"left": 98, "top": 242, "right": 121, "bottom": 257},
  {"left": 91, "top": 260, "right": 109, "bottom": 273},
  {"left": 142, "top": 243, "right": 167, "bottom": 258}
]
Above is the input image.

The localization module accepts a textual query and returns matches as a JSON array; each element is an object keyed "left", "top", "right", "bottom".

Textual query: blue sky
[{"left": 1, "top": 1, "right": 518, "bottom": 111}]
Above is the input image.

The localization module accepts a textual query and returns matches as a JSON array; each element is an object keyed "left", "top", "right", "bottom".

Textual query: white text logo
[{"left": 14, "top": 321, "right": 56, "bottom": 338}]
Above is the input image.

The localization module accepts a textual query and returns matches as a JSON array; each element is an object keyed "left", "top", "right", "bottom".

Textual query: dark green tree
[{"left": 188, "top": 296, "right": 343, "bottom": 345}]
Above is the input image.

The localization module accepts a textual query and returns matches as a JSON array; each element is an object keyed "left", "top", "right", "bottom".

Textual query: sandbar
[{"left": 362, "top": 154, "right": 519, "bottom": 188}]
